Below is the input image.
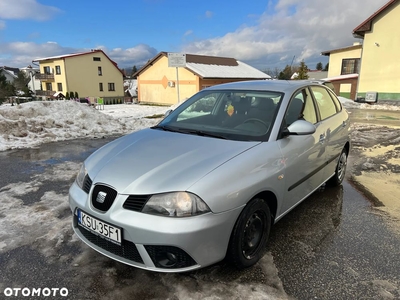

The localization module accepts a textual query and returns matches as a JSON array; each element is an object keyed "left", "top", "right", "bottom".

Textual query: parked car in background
[{"left": 69, "top": 80, "right": 351, "bottom": 272}]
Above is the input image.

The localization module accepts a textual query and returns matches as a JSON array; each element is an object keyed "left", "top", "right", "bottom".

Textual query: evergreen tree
[
  {"left": 13, "top": 72, "right": 31, "bottom": 96},
  {"left": 0, "top": 74, "right": 16, "bottom": 104},
  {"left": 294, "top": 60, "right": 309, "bottom": 80},
  {"left": 66, "top": 92, "right": 70, "bottom": 99},
  {"left": 131, "top": 65, "right": 138, "bottom": 77},
  {"left": 74, "top": 91, "right": 79, "bottom": 98},
  {"left": 316, "top": 62, "right": 323, "bottom": 70},
  {"left": 69, "top": 92, "right": 74, "bottom": 99},
  {"left": 323, "top": 63, "right": 329, "bottom": 71},
  {"left": 278, "top": 65, "right": 292, "bottom": 80}
]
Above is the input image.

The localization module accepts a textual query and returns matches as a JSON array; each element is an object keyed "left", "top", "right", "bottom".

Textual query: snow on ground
[
  {"left": 0, "top": 98, "right": 399, "bottom": 152},
  {"left": 0, "top": 101, "right": 170, "bottom": 151}
]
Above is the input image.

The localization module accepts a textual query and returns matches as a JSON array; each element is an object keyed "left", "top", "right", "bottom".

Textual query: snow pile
[
  {"left": 339, "top": 97, "right": 400, "bottom": 110},
  {"left": 0, "top": 101, "right": 169, "bottom": 151}
]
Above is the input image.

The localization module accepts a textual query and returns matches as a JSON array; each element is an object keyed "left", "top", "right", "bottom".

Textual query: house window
[
  {"left": 108, "top": 83, "right": 115, "bottom": 91},
  {"left": 46, "top": 83, "right": 52, "bottom": 91},
  {"left": 99, "top": 83, "right": 103, "bottom": 91},
  {"left": 55, "top": 66, "right": 61, "bottom": 75},
  {"left": 341, "top": 58, "right": 360, "bottom": 75},
  {"left": 44, "top": 66, "right": 51, "bottom": 75},
  {"left": 93, "top": 57, "right": 101, "bottom": 61},
  {"left": 98, "top": 67, "right": 102, "bottom": 76},
  {"left": 57, "top": 83, "right": 63, "bottom": 91}
]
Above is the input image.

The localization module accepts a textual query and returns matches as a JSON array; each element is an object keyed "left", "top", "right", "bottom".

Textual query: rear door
[{"left": 310, "top": 86, "right": 349, "bottom": 180}]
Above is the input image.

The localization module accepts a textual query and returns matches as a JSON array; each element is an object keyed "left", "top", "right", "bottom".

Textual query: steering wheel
[{"left": 242, "top": 118, "right": 270, "bottom": 130}]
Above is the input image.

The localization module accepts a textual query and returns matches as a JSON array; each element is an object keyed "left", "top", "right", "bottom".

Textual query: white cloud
[
  {"left": 0, "top": 41, "right": 157, "bottom": 69},
  {"left": 205, "top": 10, "right": 213, "bottom": 18},
  {"left": 0, "top": 0, "right": 391, "bottom": 71},
  {"left": 0, "top": 0, "right": 61, "bottom": 21},
  {"left": 105, "top": 44, "right": 159, "bottom": 68},
  {"left": 182, "top": 0, "right": 389, "bottom": 69}
]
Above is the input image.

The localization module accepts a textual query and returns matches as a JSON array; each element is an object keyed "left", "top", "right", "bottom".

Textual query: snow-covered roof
[
  {"left": 186, "top": 61, "right": 270, "bottom": 79},
  {"left": 134, "top": 52, "right": 270, "bottom": 79},
  {"left": 322, "top": 73, "right": 358, "bottom": 81},
  {"left": 32, "top": 50, "right": 101, "bottom": 62}
]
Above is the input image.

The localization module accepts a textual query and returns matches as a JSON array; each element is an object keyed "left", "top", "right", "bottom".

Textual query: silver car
[{"left": 69, "top": 80, "right": 350, "bottom": 272}]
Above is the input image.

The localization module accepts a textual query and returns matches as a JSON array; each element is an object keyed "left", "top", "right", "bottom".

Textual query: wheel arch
[{"left": 251, "top": 190, "right": 278, "bottom": 224}]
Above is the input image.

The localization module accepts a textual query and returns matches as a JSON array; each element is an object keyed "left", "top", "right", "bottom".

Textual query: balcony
[
  {"left": 35, "top": 73, "right": 54, "bottom": 81},
  {"left": 35, "top": 90, "right": 56, "bottom": 97}
]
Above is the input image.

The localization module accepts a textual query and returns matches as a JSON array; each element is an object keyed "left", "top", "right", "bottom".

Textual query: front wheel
[
  {"left": 227, "top": 198, "right": 271, "bottom": 269},
  {"left": 328, "top": 149, "right": 348, "bottom": 186}
]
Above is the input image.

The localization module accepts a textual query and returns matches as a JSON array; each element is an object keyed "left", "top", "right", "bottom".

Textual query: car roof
[{"left": 205, "top": 79, "right": 314, "bottom": 94}]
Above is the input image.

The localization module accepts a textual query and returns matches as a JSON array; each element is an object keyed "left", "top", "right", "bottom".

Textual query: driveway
[{"left": 0, "top": 109, "right": 399, "bottom": 299}]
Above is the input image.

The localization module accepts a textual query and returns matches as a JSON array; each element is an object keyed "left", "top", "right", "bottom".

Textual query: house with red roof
[
  {"left": 322, "top": 0, "right": 400, "bottom": 101},
  {"left": 133, "top": 52, "right": 270, "bottom": 105}
]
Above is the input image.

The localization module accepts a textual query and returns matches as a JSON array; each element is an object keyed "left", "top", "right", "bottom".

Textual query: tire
[
  {"left": 328, "top": 149, "right": 348, "bottom": 186},
  {"left": 227, "top": 198, "right": 271, "bottom": 269}
]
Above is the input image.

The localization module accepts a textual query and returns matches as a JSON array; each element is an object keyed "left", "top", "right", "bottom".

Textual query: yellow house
[
  {"left": 134, "top": 52, "right": 271, "bottom": 105},
  {"left": 321, "top": 43, "right": 362, "bottom": 99},
  {"left": 353, "top": 0, "right": 400, "bottom": 101},
  {"left": 322, "top": 0, "right": 400, "bottom": 101},
  {"left": 33, "top": 50, "right": 124, "bottom": 104}
]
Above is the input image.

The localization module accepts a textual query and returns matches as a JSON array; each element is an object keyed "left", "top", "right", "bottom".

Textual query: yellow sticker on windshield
[{"left": 227, "top": 104, "right": 234, "bottom": 116}]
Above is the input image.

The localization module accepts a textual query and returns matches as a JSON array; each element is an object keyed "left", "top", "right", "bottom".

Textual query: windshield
[{"left": 155, "top": 89, "right": 283, "bottom": 141}]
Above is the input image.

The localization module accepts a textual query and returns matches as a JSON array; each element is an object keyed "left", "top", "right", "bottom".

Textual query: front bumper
[{"left": 69, "top": 181, "right": 243, "bottom": 272}]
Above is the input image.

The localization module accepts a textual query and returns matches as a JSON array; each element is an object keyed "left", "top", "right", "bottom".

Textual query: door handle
[{"left": 319, "top": 134, "right": 325, "bottom": 143}]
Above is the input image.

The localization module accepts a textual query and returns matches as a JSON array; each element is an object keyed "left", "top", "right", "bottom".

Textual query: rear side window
[{"left": 311, "top": 86, "right": 338, "bottom": 120}]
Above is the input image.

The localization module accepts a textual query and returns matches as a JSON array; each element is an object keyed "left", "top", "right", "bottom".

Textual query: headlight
[
  {"left": 76, "top": 163, "right": 87, "bottom": 189},
  {"left": 142, "top": 192, "right": 211, "bottom": 217}
]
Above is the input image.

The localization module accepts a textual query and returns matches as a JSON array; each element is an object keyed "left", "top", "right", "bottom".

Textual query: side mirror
[
  {"left": 164, "top": 109, "right": 173, "bottom": 118},
  {"left": 284, "top": 120, "right": 316, "bottom": 136}
]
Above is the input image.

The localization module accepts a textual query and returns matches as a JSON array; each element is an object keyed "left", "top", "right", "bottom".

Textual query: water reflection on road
[{"left": 348, "top": 108, "right": 400, "bottom": 127}]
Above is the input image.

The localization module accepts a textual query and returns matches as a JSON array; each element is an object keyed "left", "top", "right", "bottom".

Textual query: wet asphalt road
[{"left": 0, "top": 111, "right": 400, "bottom": 299}]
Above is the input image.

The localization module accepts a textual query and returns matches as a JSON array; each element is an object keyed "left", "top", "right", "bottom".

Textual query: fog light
[
  {"left": 157, "top": 252, "right": 178, "bottom": 268},
  {"left": 144, "top": 245, "right": 197, "bottom": 269}
]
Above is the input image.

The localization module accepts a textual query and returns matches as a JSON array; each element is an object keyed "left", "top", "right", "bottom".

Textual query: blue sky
[{"left": 0, "top": 0, "right": 389, "bottom": 72}]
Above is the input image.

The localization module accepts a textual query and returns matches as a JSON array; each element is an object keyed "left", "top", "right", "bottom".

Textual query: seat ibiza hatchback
[{"left": 69, "top": 80, "right": 350, "bottom": 272}]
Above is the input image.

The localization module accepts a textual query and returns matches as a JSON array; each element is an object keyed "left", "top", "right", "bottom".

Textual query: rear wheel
[
  {"left": 227, "top": 198, "right": 271, "bottom": 269},
  {"left": 328, "top": 149, "right": 348, "bottom": 186}
]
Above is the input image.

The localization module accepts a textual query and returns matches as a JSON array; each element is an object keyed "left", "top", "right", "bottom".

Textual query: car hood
[{"left": 85, "top": 128, "right": 260, "bottom": 194}]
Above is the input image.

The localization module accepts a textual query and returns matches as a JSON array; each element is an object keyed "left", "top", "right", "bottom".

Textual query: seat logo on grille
[{"left": 96, "top": 191, "right": 107, "bottom": 204}]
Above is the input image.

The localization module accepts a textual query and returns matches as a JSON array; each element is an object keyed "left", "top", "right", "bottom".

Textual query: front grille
[
  {"left": 123, "top": 195, "right": 150, "bottom": 212},
  {"left": 82, "top": 174, "right": 92, "bottom": 193},
  {"left": 145, "top": 245, "right": 197, "bottom": 269},
  {"left": 91, "top": 185, "right": 117, "bottom": 212},
  {"left": 76, "top": 218, "right": 143, "bottom": 264}
]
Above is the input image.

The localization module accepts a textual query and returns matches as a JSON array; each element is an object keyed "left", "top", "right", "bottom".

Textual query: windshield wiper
[
  {"left": 180, "top": 129, "right": 228, "bottom": 139},
  {"left": 152, "top": 125, "right": 227, "bottom": 139},
  {"left": 151, "top": 125, "right": 181, "bottom": 133}
]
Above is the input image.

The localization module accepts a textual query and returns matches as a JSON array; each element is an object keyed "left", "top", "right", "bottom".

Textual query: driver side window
[{"left": 285, "top": 90, "right": 317, "bottom": 126}]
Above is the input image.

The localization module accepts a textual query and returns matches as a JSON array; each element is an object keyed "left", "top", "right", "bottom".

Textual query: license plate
[{"left": 77, "top": 210, "right": 122, "bottom": 245}]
